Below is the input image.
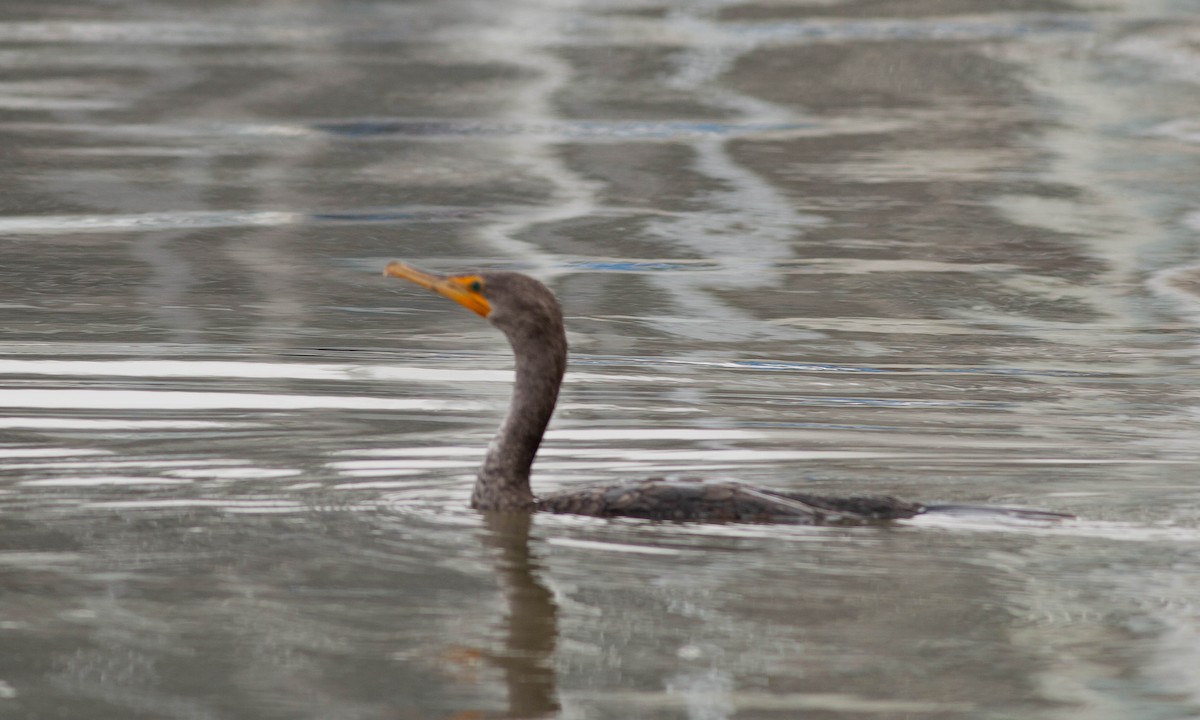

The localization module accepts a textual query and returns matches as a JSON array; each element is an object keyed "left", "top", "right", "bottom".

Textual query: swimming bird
[{"left": 385, "top": 262, "right": 1070, "bottom": 525}]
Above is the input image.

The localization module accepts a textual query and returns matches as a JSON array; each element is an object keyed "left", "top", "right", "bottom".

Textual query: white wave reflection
[
  {"left": 0, "top": 210, "right": 299, "bottom": 234},
  {"left": 906, "top": 517, "right": 1200, "bottom": 543},
  {"left": 0, "top": 359, "right": 683, "bottom": 386},
  {"left": 0, "top": 96, "right": 117, "bottom": 111},
  {"left": 2, "top": 459, "right": 245, "bottom": 471},
  {"left": 332, "top": 447, "right": 481, "bottom": 458},
  {"left": 164, "top": 468, "right": 300, "bottom": 480},
  {"left": 0, "top": 21, "right": 328, "bottom": 46},
  {"left": 0, "top": 448, "right": 109, "bottom": 459},
  {"left": 548, "top": 428, "right": 762, "bottom": 442},
  {"left": 1113, "top": 32, "right": 1200, "bottom": 86},
  {"left": 333, "top": 479, "right": 429, "bottom": 489},
  {"left": 82, "top": 499, "right": 308, "bottom": 513},
  {"left": 0, "top": 389, "right": 470, "bottom": 412},
  {"left": 1148, "top": 119, "right": 1200, "bottom": 145},
  {"left": 544, "top": 449, "right": 890, "bottom": 462},
  {"left": 19, "top": 476, "right": 191, "bottom": 487},
  {"left": 578, "top": 689, "right": 971, "bottom": 714},
  {"left": 545, "top": 537, "right": 683, "bottom": 556},
  {"left": 329, "top": 457, "right": 477, "bottom": 477},
  {"left": 0, "top": 417, "right": 256, "bottom": 430},
  {"left": 328, "top": 460, "right": 478, "bottom": 470}
]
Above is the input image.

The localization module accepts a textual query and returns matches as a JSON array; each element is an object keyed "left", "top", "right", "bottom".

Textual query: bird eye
[{"left": 470, "top": 280, "right": 483, "bottom": 293}]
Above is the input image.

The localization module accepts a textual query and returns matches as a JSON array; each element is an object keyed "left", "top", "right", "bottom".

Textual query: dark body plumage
[
  {"left": 385, "top": 263, "right": 1071, "bottom": 526},
  {"left": 536, "top": 480, "right": 923, "bottom": 524}
]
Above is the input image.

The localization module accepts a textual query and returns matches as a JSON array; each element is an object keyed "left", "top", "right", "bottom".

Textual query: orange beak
[{"left": 384, "top": 262, "right": 492, "bottom": 318}]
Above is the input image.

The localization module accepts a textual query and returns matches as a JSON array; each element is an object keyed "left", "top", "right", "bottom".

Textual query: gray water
[{"left": 3, "top": 0, "right": 1200, "bottom": 717}]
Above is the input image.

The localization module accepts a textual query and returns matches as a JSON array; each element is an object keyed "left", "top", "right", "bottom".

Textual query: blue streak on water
[
  {"left": 312, "top": 119, "right": 817, "bottom": 139},
  {"left": 569, "top": 261, "right": 699, "bottom": 272}
]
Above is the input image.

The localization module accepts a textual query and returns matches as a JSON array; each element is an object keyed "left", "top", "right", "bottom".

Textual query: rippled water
[{"left": 4, "top": 0, "right": 1200, "bottom": 717}]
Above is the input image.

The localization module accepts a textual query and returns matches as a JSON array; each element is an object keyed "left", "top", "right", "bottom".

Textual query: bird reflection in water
[{"left": 471, "top": 512, "right": 559, "bottom": 719}]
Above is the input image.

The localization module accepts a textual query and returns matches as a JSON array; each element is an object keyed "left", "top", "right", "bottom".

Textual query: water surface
[{"left": 4, "top": 0, "right": 1200, "bottom": 717}]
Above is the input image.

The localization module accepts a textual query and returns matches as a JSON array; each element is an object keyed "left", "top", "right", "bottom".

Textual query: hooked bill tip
[
  {"left": 383, "top": 261, "right": 409, "bottom": 277},
  {"left": 384, "top": 262, "right": 445, "bottom": 290}
]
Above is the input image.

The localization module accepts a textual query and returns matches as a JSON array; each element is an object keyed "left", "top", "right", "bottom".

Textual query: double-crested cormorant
[{"left": 385, "top": 262, "right": 1071, "bottom": 525}]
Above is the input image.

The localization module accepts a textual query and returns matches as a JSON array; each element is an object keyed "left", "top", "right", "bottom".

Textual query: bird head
[{"left": 384, "top": 262, "right": 563, "bottom": 343}]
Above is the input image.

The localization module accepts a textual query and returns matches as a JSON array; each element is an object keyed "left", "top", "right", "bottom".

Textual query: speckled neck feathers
[{"left": 472, "top": 273, "right": 567, "bottom": 511}]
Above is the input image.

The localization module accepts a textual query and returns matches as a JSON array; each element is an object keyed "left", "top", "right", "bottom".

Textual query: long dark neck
[{"left": 472, "top": 320, "right": 567, "bottom": 511}]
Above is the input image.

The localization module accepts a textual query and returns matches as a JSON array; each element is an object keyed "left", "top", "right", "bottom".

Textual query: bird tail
[{"left": 920, "top": 504, "right": 1074, "bottom": 523}]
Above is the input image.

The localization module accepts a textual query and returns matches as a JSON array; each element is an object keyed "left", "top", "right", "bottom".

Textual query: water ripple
[
  {"left": 313, "top": 119, "right": 816, "bottom": 139},
  {"left": 0, "top": 389, "right": 468, "bottom": 412}
]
